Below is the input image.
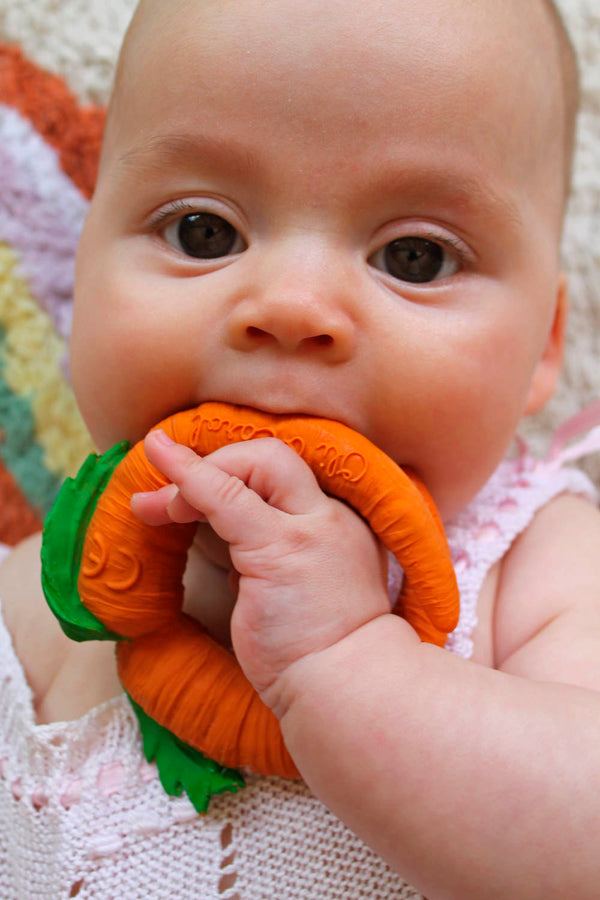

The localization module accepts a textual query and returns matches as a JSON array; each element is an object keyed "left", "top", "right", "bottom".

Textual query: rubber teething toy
[{"left": 42, "top": 402, "right": 459, "bottom": 811}]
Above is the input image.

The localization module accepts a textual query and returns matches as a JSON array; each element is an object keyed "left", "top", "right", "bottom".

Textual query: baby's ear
[{"left": 524, "top": 273, "right": 568, "bottom": 415}]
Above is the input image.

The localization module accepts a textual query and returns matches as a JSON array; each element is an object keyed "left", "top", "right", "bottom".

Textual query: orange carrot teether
[
  {"left": 71, "top": 402, "right": 459, "bottom": 778},
  {"left": 42, "top": 402, "right": 459, "bottom": 795}
]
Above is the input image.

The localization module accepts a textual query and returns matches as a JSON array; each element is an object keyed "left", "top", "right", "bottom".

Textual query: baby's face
[{"left": 72, "top": 0, "right": 566, "bottom": 519}]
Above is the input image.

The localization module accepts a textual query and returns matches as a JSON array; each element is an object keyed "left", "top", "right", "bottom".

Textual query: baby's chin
[{"left": 419, "top": 465, "right": 504, "bottom": 523}]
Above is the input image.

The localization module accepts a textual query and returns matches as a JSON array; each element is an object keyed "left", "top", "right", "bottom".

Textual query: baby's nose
[{"left": 226, "top": 281, "right": 356, "bottom": 361}]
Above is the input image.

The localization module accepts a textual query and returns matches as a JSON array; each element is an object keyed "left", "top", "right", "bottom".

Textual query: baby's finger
[
  {"left": 131, "top": 481, "right": 208, "bottom": 525},
  {"left": 145, "top": 430, "right": 323, "bottom": 514},
  {"left": 130, "top": 483, "right": 180, "bottom": 525},
  {"left": 197, "top": 437, "right": 324, "bottom": 515},
  {"left": 142, "top": 430, "right": 324, "bottom": 548}
]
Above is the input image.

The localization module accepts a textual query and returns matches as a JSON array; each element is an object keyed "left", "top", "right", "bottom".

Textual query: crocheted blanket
[
  {"left": 0, "top": 43, "right": 100, "bottom": 543},
  {"left": 0, "top": 0, "right": 598, "bottom": 546}
]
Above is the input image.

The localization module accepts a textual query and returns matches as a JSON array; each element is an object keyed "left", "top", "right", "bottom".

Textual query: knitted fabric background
[{"left": 0, "top": 0, "right": 598, "bottom": 541}]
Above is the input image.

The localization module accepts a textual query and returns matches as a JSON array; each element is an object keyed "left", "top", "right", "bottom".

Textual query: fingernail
[
  {"left": 131, "top": 490, "right": 155, "bottom": 502},
  {"left": 152, "top": 429, "right": 174, "bottom": 446}
]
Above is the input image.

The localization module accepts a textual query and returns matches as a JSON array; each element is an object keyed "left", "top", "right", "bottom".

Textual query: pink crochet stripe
[
  {"left": 0, "top": 43, "right": 104, "bottom": 199},
  {"left": 0, "top": 104, "right": 88, "bottom": 344}
]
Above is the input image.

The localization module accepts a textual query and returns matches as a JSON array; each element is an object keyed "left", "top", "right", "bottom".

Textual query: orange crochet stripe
[
  {"left": 0, "top": 44, "right": 104, "bottom": 198},
  {"left": 0, "top": 455, "right": 42, "bottom": 544},
  {"left": 77, "top": 403, "right": 459, "bottom": 777}
]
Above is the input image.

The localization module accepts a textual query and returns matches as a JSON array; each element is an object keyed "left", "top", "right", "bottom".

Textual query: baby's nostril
[
  {"left": 245, "top": 326, "right": 335, "bottom": 349},
  {"left": 246, "top": 326, "right": 270, "bottom": 340},
  {"left": 311, "top": 334, "right": 334, "bottom": 347}
]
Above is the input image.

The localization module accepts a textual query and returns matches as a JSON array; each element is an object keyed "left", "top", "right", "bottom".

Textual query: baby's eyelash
[
  {"left": 409, "top": 230, "right": 470, "bottom": 264},
  {"left": 147, "top": 200, "right": 200, "bottom": 230}
]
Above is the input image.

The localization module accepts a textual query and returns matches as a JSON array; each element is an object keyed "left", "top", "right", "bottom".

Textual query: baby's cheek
[{"left": 412, "top": 397, "right": 522, "bottom": 519}]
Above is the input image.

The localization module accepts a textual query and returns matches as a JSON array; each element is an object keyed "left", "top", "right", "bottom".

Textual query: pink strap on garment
[{"left": 546, "top": 400, "right": 600, "bottom": 466}]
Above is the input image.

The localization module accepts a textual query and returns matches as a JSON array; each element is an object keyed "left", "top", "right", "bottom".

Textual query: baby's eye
[
  {"left": 370, "top": 236, "right": 460, "bottom": 284},
  {"left": 163, "top": 212, "right": 246, "bottom": 259}
]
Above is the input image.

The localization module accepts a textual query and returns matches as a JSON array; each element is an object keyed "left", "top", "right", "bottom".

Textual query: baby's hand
[{"left": 131, "top": 429, "right": 390, "bottom": 715}]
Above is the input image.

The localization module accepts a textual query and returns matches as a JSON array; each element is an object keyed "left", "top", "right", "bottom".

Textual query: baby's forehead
[
  {"left": 122, "top": 0, "right": 565, "bottom": 113},
  {"left": 127, "top": 0, "right": 558, "bottom": 66},
  {"left": 109, "top": 0, "right": 569, "bottom": 219},
  {"left": 131, "top": 0, "right": 561, "bottom": 52}
]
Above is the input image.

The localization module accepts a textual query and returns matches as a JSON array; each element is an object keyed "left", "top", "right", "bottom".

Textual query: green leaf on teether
[
  {"left": 41, "top": 442, "right": 130, "bottom": 642},
  {"left": 128, "top": 697, "right": 244, "bottom": 814}
]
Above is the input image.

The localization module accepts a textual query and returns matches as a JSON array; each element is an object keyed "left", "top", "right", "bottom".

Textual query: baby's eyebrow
[
  {"left": 113, "top": 131, "right": 523, "bottom": 232},
  {"left": 115, "top": 132, "right": 260, "bottom": 179},
  {"left": 359, "top": 169, "right": 524, "bottom": 232}
]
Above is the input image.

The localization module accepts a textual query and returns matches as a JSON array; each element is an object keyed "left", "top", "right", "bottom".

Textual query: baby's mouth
[{"left": 202, "top": 393, "right": 357, "bottom": 434}]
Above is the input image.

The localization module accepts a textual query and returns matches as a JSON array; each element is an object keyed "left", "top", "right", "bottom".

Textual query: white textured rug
[{"left": 1, "top": 0, "right": 599, "bottom": 464}]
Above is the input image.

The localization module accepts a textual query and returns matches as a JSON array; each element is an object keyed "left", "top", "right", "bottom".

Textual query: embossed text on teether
[
  {"left": 191, "top": 413, "right": 276, "bottom": 447},
  {"left": 314, "top": 444, "right": 368, "bottom": 483}
]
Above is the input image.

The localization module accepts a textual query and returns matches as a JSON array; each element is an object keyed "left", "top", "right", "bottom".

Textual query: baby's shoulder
[
  {"left": 492, "top": 493, "right": 600, "bottom": 688},
  {"left": 0, "top": 533, "right": 121, "bottom": 722}
]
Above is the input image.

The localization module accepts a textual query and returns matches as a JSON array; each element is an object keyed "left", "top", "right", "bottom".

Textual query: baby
[{"left": 2, "top": 0, "right": 600, "bottom": 897}]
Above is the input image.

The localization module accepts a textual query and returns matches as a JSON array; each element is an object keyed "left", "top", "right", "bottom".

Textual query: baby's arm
[{"left": 133, "top": 431, "right": 600, "bottom": 900}]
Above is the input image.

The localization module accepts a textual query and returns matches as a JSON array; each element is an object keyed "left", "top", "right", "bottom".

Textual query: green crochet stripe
[{"left": 0, "top": 325, "right": 64, "bottom": 516}]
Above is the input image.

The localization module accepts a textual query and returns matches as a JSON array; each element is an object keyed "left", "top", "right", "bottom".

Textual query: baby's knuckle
[
  {"left": 215, "top": 471, "right": 247, "bottom": 506},
  {"left": 258, "top": 436, "right": 308, "bottom": 470},
  {"left": 282, "top": 519, "right": 316, "bottom": 552}
]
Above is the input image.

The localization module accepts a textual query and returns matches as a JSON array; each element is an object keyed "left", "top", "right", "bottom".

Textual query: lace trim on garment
[
  {"left": 0, "top": 599, "right": 139, "bottom": 793},
  {"left": 444, "top": 455, "right": 596, "bottom": 659},
  {"left": 445, "top": 411, "right": 600, "bottom": 659}
]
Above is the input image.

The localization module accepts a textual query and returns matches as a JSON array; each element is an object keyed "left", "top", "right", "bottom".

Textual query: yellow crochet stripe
[{"left": 0, "top": 244, "right": 93, "bottom": 478}]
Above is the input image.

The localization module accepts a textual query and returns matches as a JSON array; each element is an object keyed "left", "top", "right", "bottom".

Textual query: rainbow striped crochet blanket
[{"left": 0, "top": 45, "right": 100, "bottom": 544}]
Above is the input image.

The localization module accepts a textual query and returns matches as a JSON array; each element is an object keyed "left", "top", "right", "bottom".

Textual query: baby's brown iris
[
  {"left": 384, "top": 236, "right": 444, "bottom": 283},
  {"left": 178, "top": 212, "right": 238, "bottom": 258}
]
